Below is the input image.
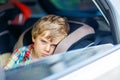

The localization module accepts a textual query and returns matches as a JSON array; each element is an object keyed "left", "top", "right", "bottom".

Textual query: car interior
[
  {"left": 0, "top": 0, "right": 114, "bottom": 53},
  {"left": 0, "top": 0, "right": 116, "bottom": 79},
  {"left": 13, "top": 0, "right": 114, "bottom": 51}
]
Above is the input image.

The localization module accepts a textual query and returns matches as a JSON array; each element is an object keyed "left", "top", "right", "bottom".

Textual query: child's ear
[{"left": 32, "top": 36, "right": 35, "bottom": 42}]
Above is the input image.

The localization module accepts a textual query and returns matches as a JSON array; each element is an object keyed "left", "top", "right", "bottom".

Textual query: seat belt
[{"left": 54, "top": 21, "right": 95, "bottom": 54}]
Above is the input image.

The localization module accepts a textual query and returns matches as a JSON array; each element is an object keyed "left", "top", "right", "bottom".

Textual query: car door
[
  {"left": 93, "top": 0, "right": 120, "bottom": 44},
  {"left": 3, "top": 0, "right": 120, "bottom": 80}
]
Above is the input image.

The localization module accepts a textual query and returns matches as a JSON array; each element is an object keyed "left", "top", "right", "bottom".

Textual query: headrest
[{"left": 54, "top": 21, "right": 95, "bottom": 54}]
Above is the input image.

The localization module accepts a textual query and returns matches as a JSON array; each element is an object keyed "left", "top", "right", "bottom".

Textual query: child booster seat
[{"left": 14, "top": 20, "right": 95, "bottom": 54}]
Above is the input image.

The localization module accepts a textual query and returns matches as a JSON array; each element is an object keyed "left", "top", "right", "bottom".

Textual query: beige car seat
[
  {"left": 13, "top": 20, "right": 95, "bottom": 54},
  {"left": 0, "top": 53, "right": 11, "bottom": 67}
]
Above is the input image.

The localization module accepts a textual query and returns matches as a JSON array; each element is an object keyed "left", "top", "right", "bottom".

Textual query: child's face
[{"left": 32, "top": 31, "right": 63, "bottom": 58}]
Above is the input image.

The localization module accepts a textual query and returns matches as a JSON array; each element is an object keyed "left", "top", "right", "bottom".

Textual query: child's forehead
[
  {"left": 40, "top": 31, "right": 63, "bottom": 43},
  {"left": 41, "top": 31, "right": 51, "bottom": 36},
  {"left": 40, "top": 31, "right": 54, "bottom": 40}
]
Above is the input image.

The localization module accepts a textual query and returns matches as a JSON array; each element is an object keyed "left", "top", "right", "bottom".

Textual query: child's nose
[{"left": 45, "top": 44, "right": 50, "bottom": 52}]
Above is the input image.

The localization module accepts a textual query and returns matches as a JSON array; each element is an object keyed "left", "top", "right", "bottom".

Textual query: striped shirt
[{"left": 4, "top": 44, "right": 34, "bottom": 70}]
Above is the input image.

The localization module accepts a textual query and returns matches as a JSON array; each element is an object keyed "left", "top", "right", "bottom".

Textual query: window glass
[
  {"left": 50, "top": 0, "right": 96, "bottom": 11},
  {"left": 0, "top": 0, "right": 6, "bottom": 4}
]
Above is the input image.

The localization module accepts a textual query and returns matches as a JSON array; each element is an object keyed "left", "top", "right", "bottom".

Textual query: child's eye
[{"left": 41, "top": 39, "right": 47, "bottom": 43}]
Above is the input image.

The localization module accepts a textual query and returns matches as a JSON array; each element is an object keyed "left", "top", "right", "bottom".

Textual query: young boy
[{"left": 4, "top": 15, "right": 70, "bottom": 70}]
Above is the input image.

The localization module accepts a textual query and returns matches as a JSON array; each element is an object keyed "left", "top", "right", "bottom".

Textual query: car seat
[
  {"left": 14, "top": 17, "right": 115, "bottom": 54},
  {"left": 13, "top": 20, "right": 95, "bottom": 53},
  {"left": 0, "top": 53, "right": 10, "bottom": 67}
]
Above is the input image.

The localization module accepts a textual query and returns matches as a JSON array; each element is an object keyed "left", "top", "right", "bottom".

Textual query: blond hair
[{"left": 32, "top": 15, "right": 69, "bottom": 40}]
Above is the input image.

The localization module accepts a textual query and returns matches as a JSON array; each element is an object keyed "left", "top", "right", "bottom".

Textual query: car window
[
  {"left": 50, "top": 0, "right": 96, "bottom": 11},
  {"left": 0, "top": 0, "right": 119, "bottom": 79},
  {"left": 0, "top": 0, "right": 6, "bottom": 4}
]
